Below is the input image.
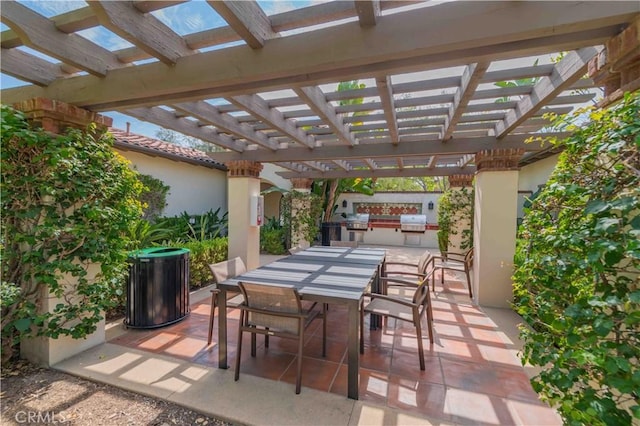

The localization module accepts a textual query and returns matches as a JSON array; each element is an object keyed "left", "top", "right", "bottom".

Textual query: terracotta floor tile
[
  {"left": 389, "top": 350, "right": 444, "bottom": 384},
  {"left": 280, "top": 356, "right": 341, "bottom": 393},
  {"left": 441, "top": 358, "right": 539, "bottom": 401},
  {"left": 109, "top": 253, "right": 560, "bottom": 424},
  {"left": 387, "top": 378, "right": 450, "bottom": 421},
  {"left": 330, "top": 365, "right": 389, "bottom": 404}
]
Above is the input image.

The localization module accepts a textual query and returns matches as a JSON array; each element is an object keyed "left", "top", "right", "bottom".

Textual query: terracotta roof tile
[{"left": 109, "top": 127, "right": 225, "bottom": 170}]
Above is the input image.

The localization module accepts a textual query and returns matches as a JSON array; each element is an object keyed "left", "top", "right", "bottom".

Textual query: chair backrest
[
  {"left": 209, "top": 257, "right": 247, "bottom": 284},
  {"left": 330, "top": 240, "right": 358, "bottom": 248},
  {"left": 465, "top": 248, "right": 474, "bottom": 267},
  {"left": 238, "top": 282, "right": 302, "bottom": 334},
  {"left": 417, "top": 251, "right": 433, "bottom": 275}
]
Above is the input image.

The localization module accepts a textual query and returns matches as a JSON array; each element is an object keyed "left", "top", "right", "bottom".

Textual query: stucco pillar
[
  {"left": 12, "top": 98, "right": 112, "bottom": 366},
  {"left": 472, "top": 149, "right": 523, "bottom": 308},
  {"left": 226, "top": 160, "right": 263, "bottom": 270},
  {"left": 289, "top": 178, "right": 313, "bottom": 249},
  {"left": 446, "top": 174, "right": 474, "bottom": 253}
]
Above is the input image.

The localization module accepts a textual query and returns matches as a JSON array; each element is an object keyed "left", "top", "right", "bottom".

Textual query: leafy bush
[
  {"left": 513, "top": 92, "right": 639, "bottom": 425},
  {"left": 260, "top": 217, "right": 286, "bottom": 254},
  {"left": 437, "top": 186, "right": 474, "bottom": 254},
  {"left": 137, "top": 173, "right": 169, "bottom": 221},
  {"left": 1, "top": 105, "right": 142, "bottom": 362},
  {"left": 167, "top": 238, "right": 228, "bottom": 288},
  {"left": 159, "top": 208, "right": 228, "bottom": 242}
]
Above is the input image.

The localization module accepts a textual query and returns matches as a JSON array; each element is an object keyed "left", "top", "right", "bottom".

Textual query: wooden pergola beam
[
  {"left": 209, "top": 133, "right": 567, "bottom": 163},
  {"left": 0, "top": 1, "right": 121, "bottom": 77},
  {"left": 277, "top": 166, "right": 477, "bottom": 179},
  {"left": 207, "top": 0, "right": 276, "bottom": 49},
  {"left": 172, "top": 101, "right": 279, "bottom": 151},
  {"left": 356, "top": 0, "right": 381, "bottom": 27},
  {"left": 0, "top": 48, "right": 65, "bottom": 86},
  {"left": 88, "top": 0, "right": 192, "bottom": 65},
  {"left": 3, "top": 1, "right": 633, "bottom": 109},
  {"left": 294, "top": 86, "right": 357, "bottom": 146},
  {"left": 495, "top": 47, "right": 601, "bottom": 138}
]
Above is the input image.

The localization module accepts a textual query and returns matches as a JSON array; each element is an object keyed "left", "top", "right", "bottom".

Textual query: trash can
[
  {"left": 321, "top": 222, "right": 342, "bottom": 246},
  {"left": 125, "top": 247, "right": 190, "bottom": 329}
]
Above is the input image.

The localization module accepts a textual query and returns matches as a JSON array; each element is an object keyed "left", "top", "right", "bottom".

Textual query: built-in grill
[
  {"left": 400, "top": 214, "right": 427, "bottom": 233},
  {"left": 345, "top": 213, "right": 370, "bottom": 231}
]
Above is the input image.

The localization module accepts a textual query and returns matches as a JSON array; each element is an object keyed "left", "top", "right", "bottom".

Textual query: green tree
[
  {"left": 513, "top": 92, "right": 639, "bottom": 425},
  {"left": 155, "top": 129, "right": 226, "bottom": 153},
  {"left": 314, "top": 81, "right": 375, "bottom": 222},
  {"left": 1, "top": 105, "right": 143, "bottom": 363},
  {"left": 137, "top": 173, "right": 169, "bottom": 221},
  {"left": 375, "top": 177, "right": 446, "bottom": 192}
]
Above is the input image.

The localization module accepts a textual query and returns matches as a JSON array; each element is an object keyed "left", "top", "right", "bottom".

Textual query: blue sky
[{"left": 1, "top": 0, "right": 322, "bottom": 139}]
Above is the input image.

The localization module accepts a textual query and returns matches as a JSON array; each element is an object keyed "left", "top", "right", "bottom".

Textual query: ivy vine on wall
[
  {"left": 0, "top": 105, "right": 143, "bottom": 363},
  {"left": 513, "top": 92, "right": 639, "bottom": 425},
  {"left": 436, "top": 186, "right": 474, "bottom": 254},
  {"left": 281, "top": 191, "right": 323, "bottom": 248}
]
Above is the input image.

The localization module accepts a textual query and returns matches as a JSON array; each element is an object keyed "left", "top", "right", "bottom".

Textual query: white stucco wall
[
  {"left": 518, "top": 154, "right": 560, "bottom": 192},
  {"left": 116, "top": 149, "right": 227, "bottom": 217}
]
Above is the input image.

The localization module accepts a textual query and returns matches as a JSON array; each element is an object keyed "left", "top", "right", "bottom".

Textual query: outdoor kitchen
[{"left": 335, "top": 193, "right": 441, "bottom": 248}]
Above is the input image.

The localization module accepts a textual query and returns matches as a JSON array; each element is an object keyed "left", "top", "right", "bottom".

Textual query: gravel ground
[{"left": 1, "top": 360, "right": 234, "bottom": 426}]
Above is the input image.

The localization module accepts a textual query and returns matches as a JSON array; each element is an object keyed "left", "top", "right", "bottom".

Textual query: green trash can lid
[{"left": 129, "top": 247, "right": 190, "bottom": 258}]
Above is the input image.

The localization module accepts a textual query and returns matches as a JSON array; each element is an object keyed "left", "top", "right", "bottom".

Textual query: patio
[{"left": 53, "top": 246, "right": 561, "bottom": 425}]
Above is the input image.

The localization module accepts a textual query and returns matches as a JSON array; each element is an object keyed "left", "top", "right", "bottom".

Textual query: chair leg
[
  {"left": 296, "top": 326, "right": 304, "bottom": 394},
  {"left": 465, "top": 267, "right": 473, "bottom": 298},
  {"left": 359, "top": 304, "right": 365, "bottom": 355},
  {"left": 414, "top": 312, "right": 426, "bottom": 371},
  {"left": 207, "top": 291, "right": 217, "bottom": 346},
  {"left": 322, "top": 304, "right": 327, "bottom": 358},
  {"left": 426, "top": 302, "right": 434, "bottom": 343},
  {"left": 251, "top": 329, "right": 257, "bottom": 357},
  {"left": 265, "top": 330, "right": 269, "bottom": 348},
  {"left": 234, "top": 312, "right": 244, "bottom": 381}
]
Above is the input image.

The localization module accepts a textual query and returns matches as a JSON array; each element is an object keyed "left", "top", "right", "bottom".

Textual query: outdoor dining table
[{"left": 216, "top": 246, "right": 386, "bottom": 400}]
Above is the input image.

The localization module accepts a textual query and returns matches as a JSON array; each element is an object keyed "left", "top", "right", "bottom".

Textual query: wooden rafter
[
  {"left": 88, "top": 1, "right": 191, "bottom": 65},
  {"left": 442, "top": 61, "right": 491, "bottom": 141},
  {"left": 495, "top": 47, "right": 602, "bottom": 138},
  {"left": 207, "top": 0, "right": 276, "bottom": 49},
  {"left": 124, "top": 107, "right": 246, "bottom": 152},
  {"left": 172, "top": 101, "right": 279, "bottom": 151},
  {"left": 0, "top": 1, "right": 121, "bottom": 76},
  {"left": 355, "top": 0, "right": 381, "bottom": 27},
  {"left": 0, "top": 48, "right": 64, "bottom": 86},
  {"left": 229, "top": 94, "right": 316, "bottom": 149},
  {"left": 294, "top": 86, "right": 357, "bottom": 146}
]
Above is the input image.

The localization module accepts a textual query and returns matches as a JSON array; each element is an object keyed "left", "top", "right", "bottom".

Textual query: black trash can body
[
  {"left": 125, "top": 247, "right": 190, "bottom": 329},
  {"left": 321, "top": 222, "right": 342, "bottom": 246}
]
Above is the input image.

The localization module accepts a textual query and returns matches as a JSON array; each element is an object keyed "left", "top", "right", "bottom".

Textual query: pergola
[{"left": 2, "top": 1, "right": 639, "bottom": 306}]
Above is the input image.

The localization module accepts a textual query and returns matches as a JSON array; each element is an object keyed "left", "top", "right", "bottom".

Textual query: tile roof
[{"left": 109, "top": 127, "right": 226, "bottom": 171}]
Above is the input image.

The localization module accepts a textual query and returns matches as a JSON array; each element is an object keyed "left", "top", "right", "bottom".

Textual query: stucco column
[
  {"left": 289, "top": 178, "right": 313, "bottom": 249},
  {"left": 226, "top": 160, "right": 263, "bottom": 270},
  {"left": 472, "top": 149, "right": 524, "bottom": 308},
  {"left": 446, "top": 174, "right": 474, "bottom": 253},
  {"left": 12, "top": 98, "right": 112, "bottom": 366}
]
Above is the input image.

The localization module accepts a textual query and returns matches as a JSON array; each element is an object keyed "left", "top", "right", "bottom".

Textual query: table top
[
  {"left": 286, "top": 246, "right": 386, "bottom": 265},
  {"left": 218, "top": 247, "right": 385, "bottom": 302}
]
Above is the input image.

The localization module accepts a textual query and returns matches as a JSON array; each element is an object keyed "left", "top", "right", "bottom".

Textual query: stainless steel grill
[
  {"left": 400, "top": 214, "right": 427, "bottom": 233},
  {"left": 345, "top": 214, "right": 370, "bottom": 231}
]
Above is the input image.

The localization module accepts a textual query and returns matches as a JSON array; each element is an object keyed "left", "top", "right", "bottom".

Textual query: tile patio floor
[{"left": 107, "top": 246, "right": 561, "bottom": 425}]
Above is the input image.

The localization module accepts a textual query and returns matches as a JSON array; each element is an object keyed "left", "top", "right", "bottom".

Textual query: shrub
[
  {"left": 167, "top": 238, "right": 228, "bottom": 289},
  {"left": 513, "top": 92, "right": 639, "bottom": 425},
  {"left": 260, "top": 217, "right": 286, "bottom": 254},
  {"left": 137, "top": 173, "right": 169, "bottom": 221},
  {"left": 1, "top": 105, "right": 142, "bottom": 362}
]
